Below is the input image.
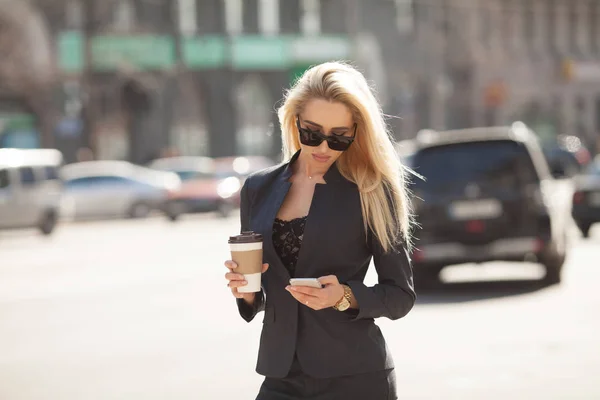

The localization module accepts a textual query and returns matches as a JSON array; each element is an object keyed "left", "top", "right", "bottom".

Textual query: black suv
[{"left": 408, "top": 123, "right": 572, "bottom": 286}]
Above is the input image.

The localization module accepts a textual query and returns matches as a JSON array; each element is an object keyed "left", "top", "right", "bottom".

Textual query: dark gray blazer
[{"left": 236, "top": 150, "right": 416, "bottom": 379}]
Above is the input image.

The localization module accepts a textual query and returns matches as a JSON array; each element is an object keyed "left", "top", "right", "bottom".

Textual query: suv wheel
[
  {"left": 165, "top": 201, "right": 186, "bottom": 222},
  {"left": 580, "top": 223, "right": 592, "bottom": 238},
  {"left": 39, "top": 210, "right": 57, "bottom": 236},
  {"left": 541, "top": 234, "right": 567, "bottom": 285},
  {"left": 544, "top": 262, "right": 563, "bottom": 285}
]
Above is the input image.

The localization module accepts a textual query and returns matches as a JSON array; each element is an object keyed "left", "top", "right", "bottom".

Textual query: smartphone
[{"left": 289, "top": 278, "right": 323, "bottom": 289}]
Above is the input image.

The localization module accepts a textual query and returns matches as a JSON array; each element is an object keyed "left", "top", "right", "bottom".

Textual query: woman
[{"left": 224, "top": 62, "right": 416, "bottom": 400}]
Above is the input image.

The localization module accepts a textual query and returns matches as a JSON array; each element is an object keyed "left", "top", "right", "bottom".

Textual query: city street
[{"left": 0, "top": 214, "right": 598, "bottom": 400}]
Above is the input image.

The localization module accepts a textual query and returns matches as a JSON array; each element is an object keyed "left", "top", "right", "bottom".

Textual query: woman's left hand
[{"left": 285, "top": 275, "right": 345, "bottom": 310}]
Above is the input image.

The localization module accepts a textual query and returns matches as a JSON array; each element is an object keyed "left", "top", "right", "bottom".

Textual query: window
[
  {"left": 224, "top": 0, "right": 243, "bottom": 35},
  {"left": 301, "top": 0, "right": 320, "bottom": 35},
  {"left": 178, "top": 0, "right": 197, "bottom": 35},
  {"left": 65, "top": 0, "right": 83, "bottom": 30},
  {"left": 500, "top": 1, "right": 516, "bottom": 54},
  {"left": 395, "top": 0, "right": 414, "bottom": 34},
  {"left": 523, "top": 0, "right": 535, "bottom": 49},
  {"left": 531, "top": 0, "right": 545, "bottom": 53},
  {"left": 172, "top": 169, "right": 215, "bottom": 181},
  {"left": 479, "top": 5, "right": 492, "bottom": 48},
  {"left": 589, "top": 0, "right": 598, "bottom": 53},
  {"left": 114, "top": 0, "right": 135, "bottom": 32},
  {"left": 0, "top": 169, "right": 9, "bottom": 189},
  {"left": 44, "top": 166, "right": 60, "bottom": 181},
  {"left": 259, "top": 0, "right": 279, "bottom": 35},
  {"left": 65, "top": 176, "right": 96, "bottom": 188},
  {"left": 554, "top": 0, "right": 568, "bottom": 53},
  {"left": 568, "top": 1, "right": 580, "bottom": 52},
  {"left": 587, "top": 160, "right": 600, "bottom": 176},
  {"left": 65, "top": 175, "right": 130, "bottom": 189},
  {"left": 19, "top": 167, "right": 36, "bottom": 185},
  {"left": 546, "top": 0, "right": 556, "bottom": 53},
  {"left": 412, "top": 141, "right": 539, "bottom": 194}
]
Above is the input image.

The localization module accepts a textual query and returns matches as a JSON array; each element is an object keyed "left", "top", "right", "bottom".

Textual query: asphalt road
[{"left": 0, "top": 214, "right": 598, "bottom": 400}]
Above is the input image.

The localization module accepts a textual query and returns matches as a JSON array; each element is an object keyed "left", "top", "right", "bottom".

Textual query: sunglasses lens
[
  {"left": 297, "top": 121, "right": 355, "bottom": 151},
  {"left": 327, "top": 136, "right": 353, "bottom": 151},
  {"left": 299, "top": 128, "right": 324, "bottom": 147}
]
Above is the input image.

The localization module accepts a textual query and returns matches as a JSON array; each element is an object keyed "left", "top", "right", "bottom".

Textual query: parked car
[
  {"left": 396, "top": 139, "right": 417, "bottom": 167},
  {"left": 0, "top": 148, "right": 64, "bottom": 236},
  {"left": 543, "top": 134, "right": 592, "bottom": 179},
  {"left": 408, "top": 122, "right": 572, "bottom": 286},
  {"left": 214, "top": 155, "right": 277, "bottom": 182},
  {"left": 148, "top": 156, "right": 241, "bottom": 219},
  {"left": 571, "top": 157, "right": 600, "bottom": 237},
  {"left": 60, "top": 161, "right": 181, "bottom": 221}
]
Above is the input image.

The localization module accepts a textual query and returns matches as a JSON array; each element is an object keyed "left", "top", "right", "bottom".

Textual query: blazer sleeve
[
  {"left": 346, "top": 230, "right": 416, "bottom": 321},
  {"left": 236, "top": 177, "right": 266, "bottom": 322}
]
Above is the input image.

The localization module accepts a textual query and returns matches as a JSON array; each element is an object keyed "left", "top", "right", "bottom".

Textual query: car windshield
[
  {"left": 411, "top": 140, "right": 539, "bottom": 194},
  {"left": 585, "top": 160, "right": 600, "bottom": 175},
  {"left": 160, "top": 169, "right": 210, "bottom": 181}
]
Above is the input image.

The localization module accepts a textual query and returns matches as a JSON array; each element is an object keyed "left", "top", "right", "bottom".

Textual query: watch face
[{"left": 337, "top": 300, "right": 350, "bottom": 311}]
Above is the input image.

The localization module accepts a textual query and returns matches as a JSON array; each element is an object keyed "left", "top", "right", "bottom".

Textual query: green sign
[
  {"left": 291, "top": 36, "right": 351, "bottom": 64},
  {"left": 57, "top": 33, "right": 351, "bottom": 72},
  {"left": 92, "top": 35, "right": 175, "bottom": 70},
  {"left": 0, "top": 113, "right": 36, "bottom": 131},
  {"left": 58, "top": 31, "right": 84, "bottom": 72},
  {"left": 183, "top": 36, "right": 227, "bottom": 68},
  {"left": 290, "top": 65, "right": 312, "bottom": 84},
  {"left": 231, "top": 36, "right": 291, "bottom": 70}
]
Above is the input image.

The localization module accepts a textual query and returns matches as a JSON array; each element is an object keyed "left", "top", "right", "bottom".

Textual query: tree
[{"left": 0, "top": 0, "right": 58, "bottom": 148}]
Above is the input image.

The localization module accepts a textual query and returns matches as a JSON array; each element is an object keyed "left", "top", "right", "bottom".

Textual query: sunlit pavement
[{"left": 0, "top": 215, "right": 599, "bottom": 400}]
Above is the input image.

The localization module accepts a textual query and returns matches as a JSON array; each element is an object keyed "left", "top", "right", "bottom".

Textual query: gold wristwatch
[{"left": 333, "top": 284, "right": 352, "bottom": 311}]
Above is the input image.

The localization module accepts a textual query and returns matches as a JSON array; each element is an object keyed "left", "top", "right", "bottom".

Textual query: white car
[
  {"left": 0, "top": 148, "right": 64, "bottom": 235},
  {"left": 60, "top": 161, "right": 181, "bottom": 221}
]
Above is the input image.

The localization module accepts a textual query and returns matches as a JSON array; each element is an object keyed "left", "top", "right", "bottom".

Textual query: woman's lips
[{"left": 312, "top": 153, "right": 331, "bottom": 162}]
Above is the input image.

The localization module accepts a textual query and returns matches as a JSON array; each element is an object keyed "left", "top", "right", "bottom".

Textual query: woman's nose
[{"left": 318, "top": 140, "right": 329, "bottom": 151}]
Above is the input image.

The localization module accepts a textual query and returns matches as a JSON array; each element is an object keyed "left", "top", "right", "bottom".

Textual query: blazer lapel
[
  {"left": 293, "top": 161, "right": 345, "bottom": 278},
  {"left": 252, "top": 152, "right": 299, "bottom": 283}
]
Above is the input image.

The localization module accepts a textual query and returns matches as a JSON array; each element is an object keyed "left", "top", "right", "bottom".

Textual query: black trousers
[{"left": 256, "top": 356, "right": 397, "bottom": 400}]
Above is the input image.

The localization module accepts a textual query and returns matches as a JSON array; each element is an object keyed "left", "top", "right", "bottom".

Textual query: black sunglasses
[{"left": 296, "top": 117, "right": 357, "bottom": 152}]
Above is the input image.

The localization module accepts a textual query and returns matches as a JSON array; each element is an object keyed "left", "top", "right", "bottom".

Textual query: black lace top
[{"left": 272, "top": 216, "right": 308, "bottom": 277}]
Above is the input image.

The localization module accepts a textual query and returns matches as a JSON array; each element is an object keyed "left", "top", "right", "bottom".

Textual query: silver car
[{"left": 60, "top": 161, "right": 181, "bottom": 221}]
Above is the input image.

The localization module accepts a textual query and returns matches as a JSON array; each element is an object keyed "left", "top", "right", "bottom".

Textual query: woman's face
[{"left": 297, "top": 98, "right": 355, "bottom": 168}]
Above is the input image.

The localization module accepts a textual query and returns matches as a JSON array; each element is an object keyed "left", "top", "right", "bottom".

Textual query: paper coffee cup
[{"left": 229, "top": 231, "right": 263, "bottom": 293}]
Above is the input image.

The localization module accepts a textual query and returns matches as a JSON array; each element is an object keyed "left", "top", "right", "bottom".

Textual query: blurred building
[
  {"left": 1, "top": 0, "right": 599, "bottom": 162},
  {"left": 37, "top": 0, "right": 359, "bottom": 163},
  {"left": 410, "top": 0, "right": 600, "bottom": 153}
]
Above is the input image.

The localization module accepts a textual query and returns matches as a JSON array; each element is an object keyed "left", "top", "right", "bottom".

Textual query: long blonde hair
[{"left": 277, "top": 61, "right": 413, "bottom": 252}]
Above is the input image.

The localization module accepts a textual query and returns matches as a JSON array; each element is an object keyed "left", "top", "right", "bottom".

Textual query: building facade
[
  {"left": 412, "top": 0, "right": 600, "bottom": 152},
  {"left": 42, "top": 0, "right": 358, "bottom": 163},
  {"left": 4, "top": 0, "right": 598, "bottom": 162}
]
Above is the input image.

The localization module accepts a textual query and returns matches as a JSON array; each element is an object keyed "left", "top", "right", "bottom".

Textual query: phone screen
[{"left": 289, "top": 278, "right": 323, "bottom": 288}]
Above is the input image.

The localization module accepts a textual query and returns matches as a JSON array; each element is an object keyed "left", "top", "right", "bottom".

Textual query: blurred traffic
[
  {"left": 0, "top": 149, "right": 276, "bottom": 230},
  {"left": 3, "top": 122, "right": 599, "bottom": 292},
  {"left": 406, "top": 123, "right": 575, "bottom": 288}
]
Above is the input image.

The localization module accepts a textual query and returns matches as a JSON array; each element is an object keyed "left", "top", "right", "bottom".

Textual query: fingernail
[{"left": 285, "top": 286, "right": 290, "bottom": 291}]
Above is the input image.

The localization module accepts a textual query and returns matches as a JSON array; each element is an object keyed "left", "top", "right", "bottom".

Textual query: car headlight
[{"left": 217, "top": 177, "right": 241, "bottom": 199}]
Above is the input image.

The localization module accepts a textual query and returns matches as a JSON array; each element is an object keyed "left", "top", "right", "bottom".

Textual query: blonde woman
[{"left": 224, "top": 62, "right": 415, "bottom": 399}]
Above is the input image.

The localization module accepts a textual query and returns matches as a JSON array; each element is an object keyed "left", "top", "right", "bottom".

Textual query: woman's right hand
[{"left": 224, "top": 260, "right": 269, "bottom": 305}]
